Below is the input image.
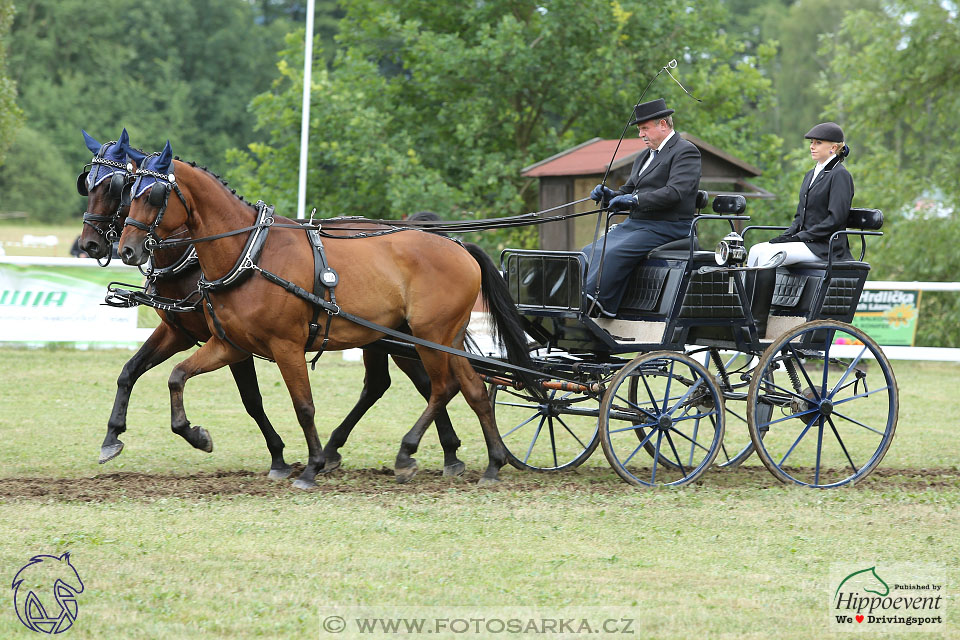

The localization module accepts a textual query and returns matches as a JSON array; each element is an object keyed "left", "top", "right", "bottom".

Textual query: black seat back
[
  {"left": 847, "top": 208, "right": 883, "bottom": 230},
  {"left": 712, "top": 194, "right": 746, "bottom": 215}
]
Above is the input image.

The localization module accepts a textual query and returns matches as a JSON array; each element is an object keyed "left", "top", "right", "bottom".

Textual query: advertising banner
[
  {"left": 852, "top": 289, "right": 921, "bottom": 347},
  {"left": 0, "top": 257, "right": 147, "bottom": 344}
]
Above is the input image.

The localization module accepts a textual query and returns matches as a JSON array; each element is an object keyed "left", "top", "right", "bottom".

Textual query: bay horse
[
  {"left": 117, "top": 142, "right": 535, "bottom": 488},
  {"left": 78, "top": 131, "right": 467, "bottom": 479}
]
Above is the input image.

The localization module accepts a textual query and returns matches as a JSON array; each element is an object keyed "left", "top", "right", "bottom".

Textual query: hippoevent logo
[
  {"left": 11, "top": 552, "right": 84, "bottom": 634},
  {"left": 830, "top": 564, "right": 944, "bottom": 633}
]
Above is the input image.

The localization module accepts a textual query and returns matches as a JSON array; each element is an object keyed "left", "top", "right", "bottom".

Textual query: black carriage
[{"left": 489, "top": 193, "right": 898, "bottom": 488}]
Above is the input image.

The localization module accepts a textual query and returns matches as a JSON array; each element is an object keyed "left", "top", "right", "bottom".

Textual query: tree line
[{"left": 0, "top": 0, "right": 956, "bottom": 344}]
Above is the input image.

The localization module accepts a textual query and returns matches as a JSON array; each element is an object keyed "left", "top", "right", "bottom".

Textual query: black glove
[
  {"left": 768, "top": 234, "right": 796, "bottom": 244},
  {"left": 590, "top": 184, "right": 616, "bottom": 205},
  {"left": 608, "top": 194, "right": 636, "bottom": 212}
]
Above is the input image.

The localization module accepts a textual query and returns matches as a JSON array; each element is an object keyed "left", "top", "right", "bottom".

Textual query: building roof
[{"left": 521, "top": 133, "right": 763, "bottom": 178}]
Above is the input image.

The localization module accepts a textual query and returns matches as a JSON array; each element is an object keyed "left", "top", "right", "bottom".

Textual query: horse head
[
  {"left": 78, "top": 128, "right": 145, "bottom": 261},
  {"left": 118, "top": 140, "right": 186, "bottom": 266},
  {"left": 11, "top": 552, "right": 85, "bottom": 633}
]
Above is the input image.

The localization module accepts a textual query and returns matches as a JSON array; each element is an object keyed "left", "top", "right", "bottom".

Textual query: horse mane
[{"left": 174, "top": 155, "right": 258, "bottom": 213}]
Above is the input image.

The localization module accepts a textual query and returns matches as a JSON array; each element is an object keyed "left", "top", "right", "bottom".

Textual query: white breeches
[{"left": 747, "top": 241, "right": 819, "bottom": 267}]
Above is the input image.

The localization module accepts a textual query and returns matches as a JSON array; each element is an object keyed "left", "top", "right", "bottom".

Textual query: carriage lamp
[{"left": 715, "top": 232, "right": 746, "bottom": 266}]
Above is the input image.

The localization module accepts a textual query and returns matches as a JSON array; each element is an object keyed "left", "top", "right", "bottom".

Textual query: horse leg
[
  {"left": 393, "top": 356, "right": 465, "bottom": 477},
  {"left": 100, "top": 323, "right": 196, "bottom": 463},
  {"left": 320, "top": 349, "right": 391, "bottom": 474},
  {"left": 272, "top": 349, "right": 325, "bottom": 489},
  {"left": 450, "top": 351, "right": 508, "bottom": 486},
  {"left": 168, "top": 339, "right": 246, "bottom": 454},
  {"left": 394, "top": 350, "right": 461, "bottom": 483},
  {"left": 228, "top": 357, "right": 292, "bottom": 479}
]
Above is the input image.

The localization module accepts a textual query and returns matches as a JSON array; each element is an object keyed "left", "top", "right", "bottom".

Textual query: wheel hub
[
  {"left": 657, "top": 414, "right": 673, "bottom": 430},
  {"left": 819, "top": 398, "right": 834, "bottom": 416}
]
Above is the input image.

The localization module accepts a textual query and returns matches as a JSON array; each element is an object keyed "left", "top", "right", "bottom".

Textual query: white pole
[{"left": 296, "top": 0, "right": 316, "bottom": 219}]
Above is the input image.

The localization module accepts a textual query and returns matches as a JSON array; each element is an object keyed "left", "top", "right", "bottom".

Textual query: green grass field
[{"left": 0, "top": 348, "right": 957, "bottom": 638}]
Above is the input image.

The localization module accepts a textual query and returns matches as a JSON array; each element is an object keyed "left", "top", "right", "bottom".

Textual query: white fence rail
[{"left": 2, "top": 258, "right": 958, "bottom": 361}]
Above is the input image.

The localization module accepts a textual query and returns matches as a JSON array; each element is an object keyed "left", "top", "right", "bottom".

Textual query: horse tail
[{"left": 462, "top": 242, "right": 544, "bottom": 399}]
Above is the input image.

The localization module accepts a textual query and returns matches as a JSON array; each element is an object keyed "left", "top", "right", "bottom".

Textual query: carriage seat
[
  {"left": 770, "top": 208, "right": 883, "bottom": 323},
  {"left": 643, "top": 189, "right": 710, "bottom": 260},
  {"left": 782, "top": 208, "right": 883, "bottom": 269}
]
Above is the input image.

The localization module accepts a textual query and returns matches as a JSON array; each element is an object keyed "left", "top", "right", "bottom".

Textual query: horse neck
[{"left": 174, "top": 162, "right": 258, "bottom": 280}]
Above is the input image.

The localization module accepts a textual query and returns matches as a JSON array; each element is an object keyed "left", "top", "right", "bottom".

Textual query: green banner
[{"left": 852, "top": 289, "right": 921, "bottom": 346}]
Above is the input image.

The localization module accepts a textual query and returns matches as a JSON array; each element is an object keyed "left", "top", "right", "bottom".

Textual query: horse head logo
[
  {"left": 11, "top": 552, "right": 84, "bottom": 634},
  {"left": 835, "top": 566, "right": 890, "bottom": 599}
]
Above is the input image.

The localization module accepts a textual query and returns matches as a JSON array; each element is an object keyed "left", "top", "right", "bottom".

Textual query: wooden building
[{"left": 521, "top": 133, "right": 773, "bottom": 251}]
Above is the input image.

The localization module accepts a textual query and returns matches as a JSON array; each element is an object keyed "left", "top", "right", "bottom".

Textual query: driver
[{"left": 583, "top": 98, "right": 702, "bottom": 317}]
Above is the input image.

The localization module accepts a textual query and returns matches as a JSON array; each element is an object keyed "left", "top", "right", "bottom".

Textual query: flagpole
[{"left": 296, "top": 0, "right": 316, "bottom": 219}]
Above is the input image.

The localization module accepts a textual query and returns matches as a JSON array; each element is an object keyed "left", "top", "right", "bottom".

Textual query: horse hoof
[
  {"left": 477, "top": 476, "right": 500, "bottom": 487},
  {"left": 443, "top": 461, "right": 466, "bottom": 477},
  {"left": 268, "top": 465, "right": 294, "bottom": 480},
  {"left": 292, "top": 478, "right": 317, "bottom": 490},
  {"left": 319, "top": 458, "right": 342, "bottom": 474},
  {"left": 395, "top": 461, "right": 419, "bottom": 484},
  {"left": 196, "top": 427, "right": 214, "bottom": 453},
  {"left": 98, "top": 442, "right": 124, "bottom": 464}
]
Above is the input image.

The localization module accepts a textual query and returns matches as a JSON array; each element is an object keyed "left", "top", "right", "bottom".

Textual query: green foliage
[
  {"left": 0, "top": 0, "right": 23, "bottom": 167},
  {"left": 227, "top": 0, "right": 782, "bottom": 253},
  {"left": 0, "top": 127, "right": 79, "bottom": 223},
  {"left": 0, "top": 0, "right": 300, "bottom": 222},
  {"left": 821, "top": 1, "right": 960, "bottom": 347}
]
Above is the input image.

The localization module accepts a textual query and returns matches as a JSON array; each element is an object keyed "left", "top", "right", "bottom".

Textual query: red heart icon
[{"left": 856, "top": 615, "right": 864, "bottom": 623}]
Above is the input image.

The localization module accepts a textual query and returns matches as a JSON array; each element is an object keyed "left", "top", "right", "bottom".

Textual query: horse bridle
[
  {"left": 77, "top": 144, "right": 133, "bottom": 265},
  {"left": 123, "top": 163, "right": 189, "bottom": 253}
]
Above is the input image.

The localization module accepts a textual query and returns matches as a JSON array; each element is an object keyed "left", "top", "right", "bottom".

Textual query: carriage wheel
[
  {"left": 490, "top": 383, "right": 600, "bottom": 471},
  {"left": 701, "top": 350, "right": 770, "bottom": 469},
  {"left": 746, "top": 320, "right": 898, "bottom": 487},
  {"left": 600, "top": 351, "right": 725, "bottom": 487}
]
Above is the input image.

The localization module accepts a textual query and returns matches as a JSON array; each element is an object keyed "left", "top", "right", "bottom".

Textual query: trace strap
[{"left": 252, "top": 265, "right": 579, "bottom": 386}]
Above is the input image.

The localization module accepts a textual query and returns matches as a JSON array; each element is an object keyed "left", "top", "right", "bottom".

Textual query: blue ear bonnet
[
  {"left": 81, "top": 129, "right": 131, "bottom": 192},
  {"left": 131, "top": 142, "right": 173, "bottom": 200}
]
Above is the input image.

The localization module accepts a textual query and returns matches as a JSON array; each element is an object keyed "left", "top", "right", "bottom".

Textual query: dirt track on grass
[{"left": 0, "top": 465, "right": 956, "bottom": 502}]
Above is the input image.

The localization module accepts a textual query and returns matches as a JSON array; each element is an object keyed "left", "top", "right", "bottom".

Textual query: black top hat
[
  {"left": 628, "top": 98, "right": 675, "bottom": 126},
  {"left": 804, "top": 122, "right": 845, "bottom": 142}
]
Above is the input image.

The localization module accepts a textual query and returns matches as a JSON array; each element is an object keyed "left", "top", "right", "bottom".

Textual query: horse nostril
[{"left": 119, "top": 245, "right": 135, "bottom": 263}]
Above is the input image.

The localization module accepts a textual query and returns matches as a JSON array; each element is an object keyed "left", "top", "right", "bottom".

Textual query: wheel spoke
[
  {"left": 827, "top": 415, "right": 859, "bottom": 474},
  {"left": 651, "top": 429, "right": 664, "bottom": 483},
  {"left": 608, "top": 420, "right": 658, "bottom": 436},
  {"left": 639, "top": 371, "right": 661, "bottom": 414},
  {"left": 821, "top": 329, "right": 834, "bottom": 392},
  {"left": 828, "top": 345, "right": 869, "bottom": 399},
  {"left": 665, "top": 376, "right": 705, "bottom": 418},
  {"left": 501, "top": 410, "right": 543, "bottom": 438},
  {"left": 686, "top": 416, "right": 701, "bottom": 467},
  {"left": 667, "top": 424, "right": 713, "bottom": 454},
  {"left": 663, "top": 429, "right": 688, "bottom": 476},
  {"left": 522, "top": 415, "right": 547, "bottom": 464},
  {"left": 832, "top": 385, "right": 894, "bottom": 406},
  {"left": 662, "top": 359, "right": 676, "bottom": 410},
  {"left": 554, "top": 414, "right": 591, "bottom": 449},
  {"left": 547, "top": 417, "right": 558, "bottom": 468},
  {"left": 777, "top": 413, "right": 819, "bottom": 467},
  {"left": 762, "top": 376, "right": 819, "bottom": 405},
  {"left": 831, "top": 410, "right": 887, "bottom": 437},
  {"left": 611, "top": 391, "right": 658, "bottom": 421},
  {"left": 814, "top": 417, "right": 824, "bottom": 485}
]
